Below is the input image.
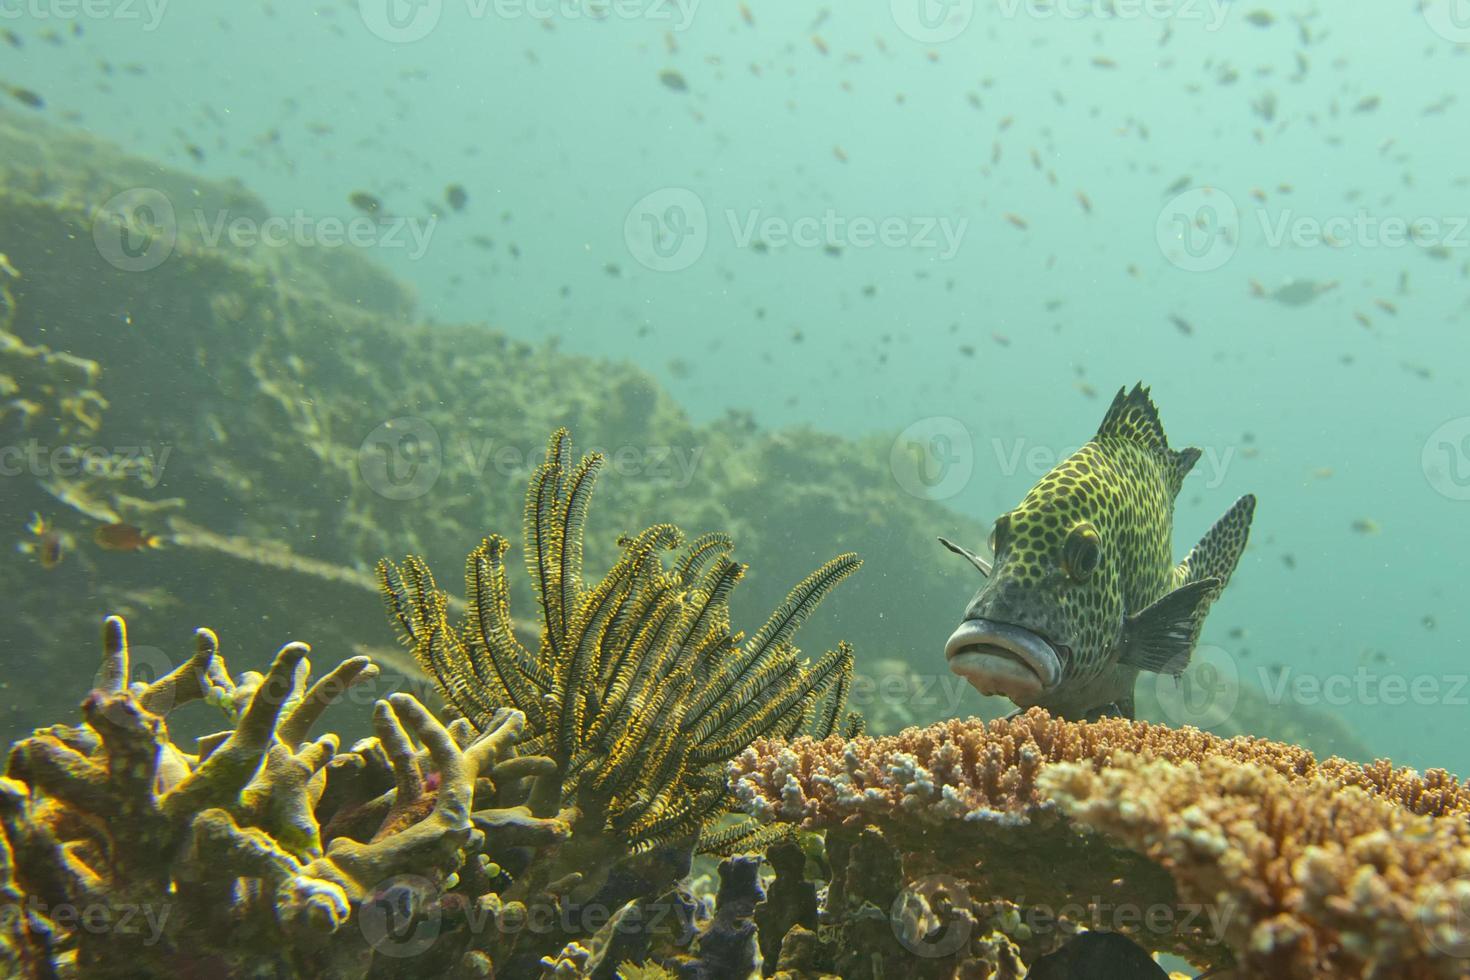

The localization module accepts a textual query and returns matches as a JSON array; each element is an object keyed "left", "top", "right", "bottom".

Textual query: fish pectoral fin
[
  {"left": 938, "top": 536, "right": 991, "bottom": 577},
  {"left": 1116, "top": 578, "right": 1221, "bottom": 674}
]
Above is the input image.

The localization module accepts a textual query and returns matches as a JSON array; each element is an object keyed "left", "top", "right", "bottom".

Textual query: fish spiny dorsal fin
[
  {"left": 1095, "top": 382, "right": 1170, "bottom": 453},
  {"left": 1167, "top": 447, "right": 1202, "bottom": 498}
]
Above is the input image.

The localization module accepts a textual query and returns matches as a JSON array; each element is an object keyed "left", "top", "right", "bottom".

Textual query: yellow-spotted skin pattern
[{"left": 964, "top": 383, "right": 1252, "bottom": 718}]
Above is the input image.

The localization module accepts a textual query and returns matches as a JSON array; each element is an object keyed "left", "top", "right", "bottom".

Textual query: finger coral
[
  {"left": 0, "top": 616, "right": 568, "bottom": 979},
  {"left": 729, "top": 708, "right": 1470, "bottom": 978}
]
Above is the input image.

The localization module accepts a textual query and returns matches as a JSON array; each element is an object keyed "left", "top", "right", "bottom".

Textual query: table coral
[{"left": 728, "top": 709, "right": 1470, "bottom": 978}]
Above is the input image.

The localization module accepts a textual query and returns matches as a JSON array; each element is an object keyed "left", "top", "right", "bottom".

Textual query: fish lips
[{"left": 945, "top": 618, "right": 1063, "bottom": 704}]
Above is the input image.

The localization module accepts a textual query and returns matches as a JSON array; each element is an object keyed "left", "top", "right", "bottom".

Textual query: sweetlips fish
[{"left": 941, "top": 383, "right": 1255, "bottom": 721}]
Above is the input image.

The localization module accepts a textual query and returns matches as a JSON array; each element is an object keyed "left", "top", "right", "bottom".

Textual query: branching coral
[
  {"left": 1043, "top": 752, "right": 1470, "bottom": 979},
  {"left": 377, "top": 429, "right": 863, "bottom": 891},
  {"left": 729, "top": 708, "right": 1470, "bottom": 978},
  {"left": 0, "top": 616, "right": 570, "bottom": 979}
]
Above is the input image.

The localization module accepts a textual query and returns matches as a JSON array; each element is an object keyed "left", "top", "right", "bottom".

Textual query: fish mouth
[{"left": 945, "top": 619, "right": 1064, "bottom": 703}]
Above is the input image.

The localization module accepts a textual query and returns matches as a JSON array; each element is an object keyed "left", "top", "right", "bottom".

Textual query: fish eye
[
  {"left": 988, "top": 514, "right": 1010, "bottom": 556},
  {"left": 1062, "top": 522, "right": 1102, "bottom": 581}
]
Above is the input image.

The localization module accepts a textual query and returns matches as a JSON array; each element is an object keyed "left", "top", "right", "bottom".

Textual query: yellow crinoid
[{"left": 377, "top": 428, "right": 862, "bottom": 854}]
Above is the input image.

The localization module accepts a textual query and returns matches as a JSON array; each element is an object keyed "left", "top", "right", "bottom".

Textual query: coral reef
[
  {"left": 0, "top": 429, "right": 866, "bottom": 977},
  {"left": 730, "top": 709, "right": 1470, "bottom": 977},
  {"left": 0, "top": 613, "right": 871, "bottom": 980}
]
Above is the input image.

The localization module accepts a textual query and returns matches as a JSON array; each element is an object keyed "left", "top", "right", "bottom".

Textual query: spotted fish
[{"left": 941, "top": 384, "right": 1255, "bottom": 721}]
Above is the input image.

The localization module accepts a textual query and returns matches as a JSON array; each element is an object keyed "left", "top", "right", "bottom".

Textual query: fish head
[{"left": 945, "top": 448, "right": 1127, "bottom": 708}]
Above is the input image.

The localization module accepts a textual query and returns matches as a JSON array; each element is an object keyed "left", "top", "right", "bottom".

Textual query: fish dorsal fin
[
  {"left": 1097, "top": 383, "right": 1198, "bottom": 497},
  {"left": 1096, "top": 382, "right": 1174, "bottom": 451},
  {"left": 1168, "top": 447, "right": 1202, "bottom": 498}
]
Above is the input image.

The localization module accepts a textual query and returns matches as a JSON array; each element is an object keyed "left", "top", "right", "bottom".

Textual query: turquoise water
[{"left": 5, "top": 2, "right": 1470, "bottom": 772}]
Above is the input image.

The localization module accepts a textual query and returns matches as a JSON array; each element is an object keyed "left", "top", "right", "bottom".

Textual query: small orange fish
[
  {"left": 94, "top": 522, "right": 163, "bottom": 552},
  {"left": 21, "top": 512, "right": 64, "bottom": 569},
  {"left": 1002, "top": 212, "right": 1028, "bottom": 230}
]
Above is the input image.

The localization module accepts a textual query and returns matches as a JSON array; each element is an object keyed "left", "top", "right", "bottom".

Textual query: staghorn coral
[
  {"left": 729, "top": 709, "right": 1470, "bottom": 978},
  {"left": 0, "top": 615, "right": 573, "bottom": 979},
  {"left": 377, "top": 428, "right": 863, "bottom": 902}
]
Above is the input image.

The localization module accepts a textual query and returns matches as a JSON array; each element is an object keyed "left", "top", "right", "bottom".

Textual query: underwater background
[{"left": 3, "top": 1, "right": 1470, "bottom": 779}]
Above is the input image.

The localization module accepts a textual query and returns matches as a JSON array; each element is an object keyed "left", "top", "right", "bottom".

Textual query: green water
[{"left": 4, "top": 1, "right": 1470, "bottom": 776}]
